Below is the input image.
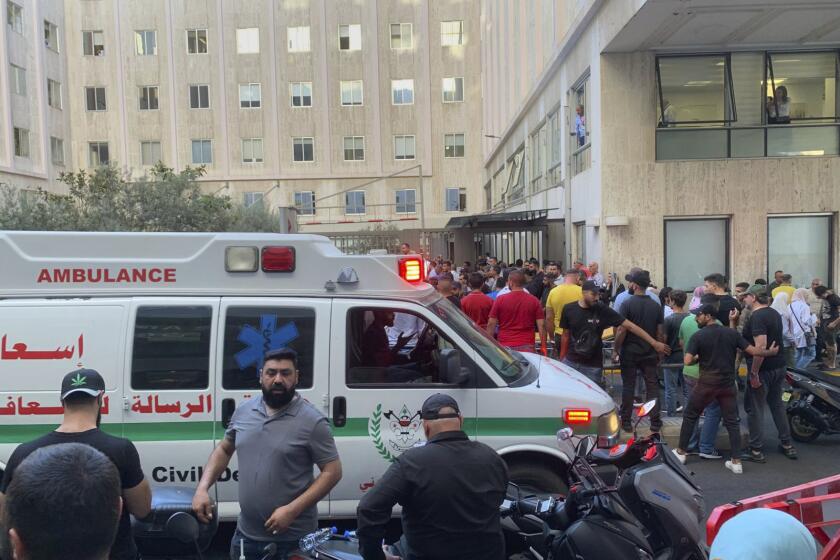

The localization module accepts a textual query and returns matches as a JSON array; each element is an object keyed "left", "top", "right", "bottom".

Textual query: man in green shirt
[{"left": 679, "top": 295, "right": 722, "bottom": 459}]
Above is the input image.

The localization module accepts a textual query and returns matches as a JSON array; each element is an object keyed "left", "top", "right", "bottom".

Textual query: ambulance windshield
[{"left": 429, "top": 297, "right": 530, "bottom": 384}]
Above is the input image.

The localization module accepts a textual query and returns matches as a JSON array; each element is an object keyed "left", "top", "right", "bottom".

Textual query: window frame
[
  {"left": 236, "top": 27, "right": 260, "bottom": 54},
  {"left": 140, "top": 140, "right": 162, "bottom": 166},
  {"left": 139, "top": 85, "right": 159, "bottom": 111},
  {"left": 85, "top": 86, "right": 107, "bottom": 111},
  {"left": 243, "top": 192, "right": 263, "bottom": 208},
  {"left": 241, "top": 138, "right": 264, "bottom": 164},
  {"left": 82, "top": 30, "right": 105, "bottom": 56},
  {"left": 343, "top": 136, "right": 365, "bottom": 162},
  {"left": 445, "top": 186, "right": 466, "bottom": 212},
  {"left": 444, "top": 133, "right": 465, "bottom": 158},
  {"left": 442, "top": 76, "right": 464, "bottom": 103},
  {"left": 186, "top": 28, "right": 208, "bottom": 54},
  {"left": 47, "top": 78, "right": 62, "bottom": 109},
  {"left": 7, "top": 2, "right": 23, "bottom": 34},
  {"left": 395, "top": 188, "right": 416, "bottom": 214},
  {"left": 191, "top": 139, "right": 213, "bottom": 165},
  {"left": 766, "top": 214, "right": 834, "bottom": 288},
  {"left": 294, "top": 191, "right": 316, "bottom": 215},
  {"left": 10, "top": 64, "right": 26, "bottom": 96},
  {"left": 390, "top": 22, "right": 412, "bottom": 50},
  {"left": 394, "top": 134, "right": 416, "bottom": 160},
  {"left": 50, "top": 136, "right": 64, "bottom": 166},
  {"left": 655, "top": 53, "right": 736, "bottom": 127},
  {"left": 440, "top": 20, "right": 464, "bottom": 47},
  {"left": 765, "top": 50, "right": 840, "bottom": 124},
  {"left": 290, "top": 81, "right": 313, "bottom": 107},
  {"left": 344, "top": 190, "right": 366, "bottom": 215},
  {"left": 663, "top": 216, "right": 731, "bottom": 290},
  {"left": 239, "top": 82, "right": 262, "bottom": 109},
  {"left": 340, "top": 80, "right": 363, "bottom": 106},
  {"left": 12, "top": 127, "right": 29, "bottom": 158},
  {"left": 189, "top": 84, "right": 210, "bottom": 109},
  {"left": 287, "top": 26, "right": 311, "bottom": 53},
  {"left": 134, "top": 30, "right": 157, "bottom": 56},
  {"left": 338, "top": 23, "right": 361, "bottom": 51},
  {"left": 292, "top": 137, "right": 315, "bottom": 162},
  {"left": 44, "top": 20, "right": 59, "bottom": 52},
  {"left": 88, "top": 141, "right": 110, "bottom": 167},
  {"left": 391, "top": 79, "right": 414, "bottom": 105}
]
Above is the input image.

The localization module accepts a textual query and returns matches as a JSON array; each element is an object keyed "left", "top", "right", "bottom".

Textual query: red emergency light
[
  {"left": 261, "top": 246, "right": 296, "bottom": 272},
  {"left": 398, "top": 257, "right": 425, "bottom": 283},
  {"left": 564, "top": 408, "right": 591, "bottom": 425}
]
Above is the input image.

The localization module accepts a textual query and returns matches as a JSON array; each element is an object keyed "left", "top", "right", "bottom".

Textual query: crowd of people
[{"left": 417, "top": 245, "right": 840, "bottom": 475}]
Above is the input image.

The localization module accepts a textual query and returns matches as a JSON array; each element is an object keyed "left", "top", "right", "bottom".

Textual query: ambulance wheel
[{"left": 507, "top": 461, "right": 568, "bottom": 497}]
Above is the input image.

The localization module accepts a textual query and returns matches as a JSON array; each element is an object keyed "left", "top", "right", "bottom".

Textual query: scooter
[{"left": 785, "top": 367, "right": 840, "bottom": 442}]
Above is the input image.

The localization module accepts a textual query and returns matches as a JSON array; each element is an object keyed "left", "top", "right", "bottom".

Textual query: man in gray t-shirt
[{"left": 192, "top": 348, "right": 342, "bottom": 559}]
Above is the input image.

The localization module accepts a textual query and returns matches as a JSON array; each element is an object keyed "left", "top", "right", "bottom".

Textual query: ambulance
[{"left": 0, "top": 231, "right": 619, "bottom": 520}]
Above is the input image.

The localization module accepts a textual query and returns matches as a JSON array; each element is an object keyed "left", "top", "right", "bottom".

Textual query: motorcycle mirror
[
  {"left": 165, "top": 512, "right": 200, "bottom": 544},
  {"left": 575, "top": 436, "right": 595, "bottom": 458},
  {"left": 556, "top": 428, "right": 576, "bottom": 458},
  {"left": 506, "top": 482, "right": 521, "bottom": 501},
  {"left": 637, "top": 399, "right": 657, "bottom": 419}
]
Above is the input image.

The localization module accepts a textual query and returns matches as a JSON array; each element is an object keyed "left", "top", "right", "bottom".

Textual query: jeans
[
  {"left": 684, "top": 376, "right": 722, "bottom": 454},
  {"left": 795, "top": 345, "right": 817, "bottom": 370},
  {"left": 663, "top": 364, "right": 689, "bottom": 416},
  {"left": 620, "top": 358, "right": 661, "bottom": 427},
  {"left": 678, "top": 380, "right": 741, "bottom": 460},
  {"left": 744, "top": 366, "right": 792, "bottom": 451},
  {"left": 229, "top": 527, "right": 298, "bottom": 560},
  {"left": 563, "top": 358, "right": 603, "bottom": 388}
]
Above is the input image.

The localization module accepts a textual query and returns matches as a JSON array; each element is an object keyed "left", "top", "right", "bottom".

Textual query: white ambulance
[{"left": 0, "top": 231, "right": 619, "bottom": 520}]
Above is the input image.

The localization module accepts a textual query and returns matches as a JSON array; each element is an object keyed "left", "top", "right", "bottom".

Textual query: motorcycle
[
  {"left": 503, "top": 400, "right": 707, "bottom": 560},
  {"left": 785, "top": 367, "right": 840, "bottom": 442}
]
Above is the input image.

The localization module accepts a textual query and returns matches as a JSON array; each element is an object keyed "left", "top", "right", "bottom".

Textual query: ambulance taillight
[
  {"left": 398, "top": 258, "right": 424, "bottom": 283},
  {"left": 261, "top": 247, "right": 296, "bottom": 272}
]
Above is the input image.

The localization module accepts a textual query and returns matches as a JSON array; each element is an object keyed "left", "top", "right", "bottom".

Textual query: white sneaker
[
  {"left": 725, "top": 460, "right": 743, "bottom": 474},
  {"left": 672, "top": 448, "right": 686, "bottom": 465}
]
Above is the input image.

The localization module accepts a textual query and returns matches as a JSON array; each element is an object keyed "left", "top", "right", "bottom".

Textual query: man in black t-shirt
[
  {"left": 814, "top": 285, "right": 840, "bottom": 369},
  {"left": 737, "top": 285, "right": 797, "bottom": 462},
  {"left": 673, "top": 304, "right": 779, "bottom": 475},
  {"left": 614, "top": 271, "right": 668, "bottom": 432},
  {"left": 559, "top": 281, "right": 668, "bottom": 389},
  {"left": 703, "top": 273, "right": 742, "bottom": 327},
  {"left": 0, "top": 369, "right": 151, "bottom": 560}
]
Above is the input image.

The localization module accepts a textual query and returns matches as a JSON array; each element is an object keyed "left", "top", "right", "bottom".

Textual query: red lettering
[
  {"left": 131, "top": 269, "right": 147, "bottom": 283},
  {"left": 54, "top": 269, "right": 70, "bottom": 283},
  {"left": 148, "top": 269, "right": 162, "bottom": 283},
  {"left": 37, "top": 269, "right": 52, "bottom": 283},
  {"left": 104, "top": 269, "right": 116, "bottom": 283},
  {"left": 73, "top": 269, "right": 86, "bottom": 283},
  {"left": 116, "top": 269, "right": 130, "bottom": 283},
  {"left": 88, "top": 268, "right": 102, "bottom": 282},
  {"left": 164, "top": 269, "right": 176, "bottom": 282}
]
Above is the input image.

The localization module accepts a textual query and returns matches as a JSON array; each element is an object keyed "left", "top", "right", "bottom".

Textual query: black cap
[
  {"left": 60, "top": 368, "right": 105, "bottom": 401},
  {"left": 692, "top": 294, "right": 720, "bottom": 315},
  {"left": 695, "top": 303, "right": 718, "bottom": 317},
  {"left": 420, "top": 393, "right": 461, "bottom": 420},
  {"left": 582, "top": 280, "right": 599, "bottom": 293},
  {"left": 626, "top": 269, "right": 651, "bottom": 288}
]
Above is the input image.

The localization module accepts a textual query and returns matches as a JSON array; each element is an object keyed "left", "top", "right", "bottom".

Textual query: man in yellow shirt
[
  {"left": 771, "top": 274, "right": 795, "bottom": 303},
  {"left": 545, "top": 269, "right": 583, "bottom": 352}
]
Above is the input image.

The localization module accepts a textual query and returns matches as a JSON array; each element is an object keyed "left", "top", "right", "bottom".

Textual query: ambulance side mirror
[{"left": 440, "top": 349, "right": 470, "bottom": 386}]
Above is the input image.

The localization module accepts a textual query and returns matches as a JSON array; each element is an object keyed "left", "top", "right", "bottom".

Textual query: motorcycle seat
[
  {"left": 590, "top": 444, "right": 629, "bottom": 465},
  {"left": 799, "top": 368, "right": 840, "bottom": 389}
]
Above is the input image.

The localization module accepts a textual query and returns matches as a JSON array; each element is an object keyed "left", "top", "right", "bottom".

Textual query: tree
[{"left": 0, "top": 163, "right": 283, "bottom": 232}]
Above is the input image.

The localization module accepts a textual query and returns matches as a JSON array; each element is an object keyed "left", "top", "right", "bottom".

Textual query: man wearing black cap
[
  {"left": 356, "top": 394, "right": 508, "bottom": 560},
  {"left": 0, "top": 369, "right": 151, "bottom": 560}
]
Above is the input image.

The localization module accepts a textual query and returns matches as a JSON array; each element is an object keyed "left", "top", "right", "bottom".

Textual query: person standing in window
[
  {"left": 574, "top": 105, "right": 586, "bottom": 147},
  {"left": 767, "top": 86, "right": 791, "bottom": 124}
]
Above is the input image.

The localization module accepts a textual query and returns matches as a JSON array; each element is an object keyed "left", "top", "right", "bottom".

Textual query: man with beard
[
  {"left": 192, "top": 348, "right": 341, "bottom": 559},
  {"left": 0, "top": 369, "right": 150, "bottom": 560}
]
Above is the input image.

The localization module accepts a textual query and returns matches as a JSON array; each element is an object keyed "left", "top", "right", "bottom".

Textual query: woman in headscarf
[
  {"left": 771, "top": 292, "right": 797, "bottom": 369},
  {"left": 709, "top": 508, "right": 817, "bottom": 559},
  {"left": 689, "top": 286, "right": 704, "bottom": 311},
  {"left": 790, "top": 288, "right": 818, "bottom": 369}
]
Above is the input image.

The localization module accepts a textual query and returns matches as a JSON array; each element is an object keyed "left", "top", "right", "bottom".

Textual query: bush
[{"left": 0, "top": 163, "right": 283, "bottom": 232}]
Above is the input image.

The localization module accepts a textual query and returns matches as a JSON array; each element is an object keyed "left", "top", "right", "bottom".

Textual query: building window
[
  {"left": 766, "top": 52, "right": 837, "bottom": 123},
  {"left": 44, "top": 20, "right": 59, "bottom": 52},
  {"left": 394, "top": 135, "right": 415, "bottom": 160},
  {"left": 134, "top": 30, "right": 156, "bottom": 55},
  {"left": 243, "top": 192, "right": 263, "bottom": 208},
  {"left": 440, "top": 20, "right": 463, "bottom": 46},
  {"left": 390, "top": 23, "right": 412, "bottom": 50},
  {"left": 191, "top": 139, "right": 212, "bottom": 164},
  {"left": 444, "top": 133, "right": 465, "bottom": 158},
  {"left": 549, "top": 111, "right": 561, "bottom": 165},
  {"left": 345, "top": 191, "right": 365, "bottom": 215},
  {"left": 293, "top": 137, "right": 314, "bottom": 162},
  {"left": 186, "top": 29, "right": 208, "bottom": 54},
  {"left": 239, "top": 83, "right": 261, "bottom": 108},
  {"left": 445, "top": 187, "right": 466, "bottom": 212},
  {"left": 294, "top": 191, "right": 315, "bottom": 215},
  {"left": 442, "top": 77, "right": 464, "bottom": 103},
  {"left": 50, "top": 137, "right": 64, "bottom": 165},
  {"left": 89, "top": 142, "right": 109, "bottom": 167},
  {"left": 340, "top": 80, "right": 363, "bottom": 106},
  {"left": 391, "top": 79, "right": 414, "bottom": 105},
  {"left": 287, "top": 26, "right": 310, "bottom": 52},
  {"left": 82, "top": 30, "right": 105, "bottom": 56},
  {"left": 343, "top": 136, "right": 365, "bottom": 161},
  {"left": 10, "top": 64, "right": 25, "bottom": 95},
  {"left": 139, "top": 86, "right": 159, "bottom": 110},
  {"left": 768, "top": 215, "right": 833, "bottom": 288},
  {"left": 140, "top": 141, "right": 161, "bottom": 166},
  {"left": 656, "top": 55, "right": 729, "bottom": 128},
  {"left": 47, "top": 79, "right": 61, "bottom": 109},
  {"left": 338, "top": 24, "right": 361, "bottom": 51},
  {"left": 7, "top": 2, "right": 23, "bottom": 34},
  {"left": 189, "top": 84, "right": 209, "bottom": 109},
  {"left": 241, "top": 138, "right": 264, "bottom": 163},
  {"left": 395, "top": 189, "right": 416, "bottom": 214},
  {"left": 290, "top": 82, "right": 312, "bottom": 107},
  {"left": 236, "top": 27, "right": 259, "bottom": 54},
  {"left": 85, "top": 87, "right": 106, "bottom": 111},
  {"left": 664, "top": 218, "right": 729, "bottom": 290},
  {"left": 572, "top": 77, "right": 590, "bottom": 148},
  {"left": 12, "top": 127, "right": 29, "bottom": 158}
]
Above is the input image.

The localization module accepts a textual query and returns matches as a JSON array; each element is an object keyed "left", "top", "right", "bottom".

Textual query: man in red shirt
[
  {"left": 487, "top": 270, "right": 546, "bottom": 353},
  {"left": 461, "top": 272, "right": 494, "bottom": 329}
]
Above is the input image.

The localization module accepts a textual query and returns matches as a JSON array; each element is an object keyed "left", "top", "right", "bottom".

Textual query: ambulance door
[
  {"left": 122, "top": 298, "right": 220, "bottom": 494},
  {"left": 328, "top": 299, "right": 479, "bottom": 517},
  {"left": 214, "top": 298, "right": 331, "bottom": 519}
]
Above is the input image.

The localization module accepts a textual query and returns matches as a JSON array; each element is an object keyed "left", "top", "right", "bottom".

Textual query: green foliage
[{"left": 0, "top": 163, "right": 282, "bottom": 232}]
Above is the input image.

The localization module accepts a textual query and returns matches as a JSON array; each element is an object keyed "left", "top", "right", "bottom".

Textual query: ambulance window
[
  {"left": 345, "top": 307, "right": 474, "bottom": 386},
  {"left": 222, "top": 306, "right": 316, "bottom": 390},
  {"left": 131, "top": 306, "right": 212, "bottom": 390}
]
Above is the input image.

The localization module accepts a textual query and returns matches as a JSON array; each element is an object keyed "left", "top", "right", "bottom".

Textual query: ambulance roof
[{"left": 0, "top": 231, "right": 434, "bottom": 299}]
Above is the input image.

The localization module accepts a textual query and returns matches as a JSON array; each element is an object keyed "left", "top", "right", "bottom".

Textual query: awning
[{"left": 445, "top": 209, "right": 548, "bottom": 229}]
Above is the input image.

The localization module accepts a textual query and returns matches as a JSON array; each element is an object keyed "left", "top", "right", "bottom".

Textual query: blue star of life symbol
[{"left": 235, "top": 314, "right": 300, "bottom": 372}]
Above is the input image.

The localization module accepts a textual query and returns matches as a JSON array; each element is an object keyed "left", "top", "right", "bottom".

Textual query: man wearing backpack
[{"left": 559, "top": 281, "right": 669, "bottom": 389}]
